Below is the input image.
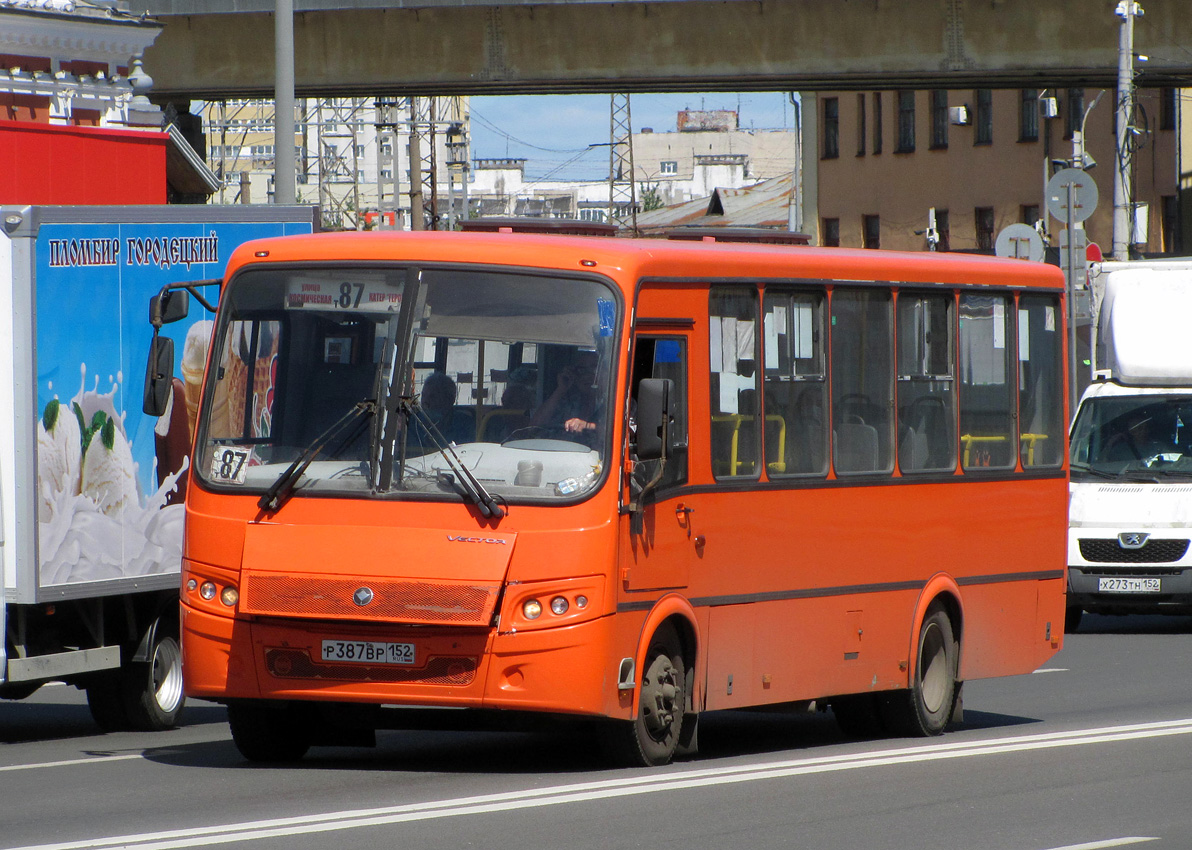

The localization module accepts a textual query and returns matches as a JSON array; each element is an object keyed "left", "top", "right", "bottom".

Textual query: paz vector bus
[{"left": 145, "top": 230, "right": 1068, "bottom": 765}]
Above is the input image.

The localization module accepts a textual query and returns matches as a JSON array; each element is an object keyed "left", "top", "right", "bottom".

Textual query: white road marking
[
  {"left": 1041, "top": 839, "right": 1158, "bottom": 850},
  {"left": 8, "top": 718, "right": 1192, "bottom": 850},
  {"left": 1032, "top": 668, "right": 1070, "bottom": 674},
  {"left": 0, "top": 754, "right": 143, "bottom": 773}
]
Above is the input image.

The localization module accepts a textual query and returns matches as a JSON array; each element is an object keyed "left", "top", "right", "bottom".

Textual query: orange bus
[{"left": 150, "top": 231, "right": 1068, "bottom": 766}]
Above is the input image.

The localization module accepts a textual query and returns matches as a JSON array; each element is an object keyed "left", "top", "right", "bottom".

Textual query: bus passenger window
[
  {"left": 830, "top": 289, "right": 894, "bottom": 475},
  {"left": 896, "top": 292, "right": 956, "bottom": 473},
  {"left": 763, "top": 289, "right": 827, "bottom": 476},
  {"left": 1018, "top": 294, "right": 1063, "bottom": 468},
  {"left": 710, "top": 288, "right": 760, "bottom": 478},
  {"left": 959, "top": 293, "right": 1016, "bottom": 470}
]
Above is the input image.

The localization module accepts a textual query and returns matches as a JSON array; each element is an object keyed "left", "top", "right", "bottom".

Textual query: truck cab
[{"left": 1067, "top": 261, "right": 1192, "bottom": 629}]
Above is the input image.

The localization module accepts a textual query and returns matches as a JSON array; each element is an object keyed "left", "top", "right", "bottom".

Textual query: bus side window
[
  {"left": 959, "top": 293, "right": 1016, "bottom": 470},
  {"left": 632, "top": 336, "right": 688, "bottom": 489},
  {"left": 709, "top": 288, "right": 760, "bottom": 479},
  {"left": 763, "top": 288, "right": 827, "bottom": 476},
  {"left": 896, "top": 291, "right": 956, "bottom": 473},
  {"left": 1018, "top": 294, "right": 1063, "bottom": 468},
  {"left": 831, "top": 288, "right": 894, "bottom": 475}
]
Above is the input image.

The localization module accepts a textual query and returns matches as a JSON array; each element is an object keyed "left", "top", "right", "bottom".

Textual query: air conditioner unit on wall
[{"left": 949, "top": 106, "right": 970, "bottom": 126}]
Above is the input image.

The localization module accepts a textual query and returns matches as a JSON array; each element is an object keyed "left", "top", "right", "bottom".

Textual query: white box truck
[
  {"left": 0, "top": 204, "right": 315, "bottom": 728},
  {"left": 1067, "top": 258, "right": 1192, "bottom": 630}
]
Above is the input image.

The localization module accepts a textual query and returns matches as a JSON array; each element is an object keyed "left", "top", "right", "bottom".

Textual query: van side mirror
[
  {"left": 150, "top": 288, "right": 189, "bottom": 328},
  {"left": 143, "top": 334, "right": 176, "bottom": 416},
  {"left": 636, "top": 378, "right": 673, "bottom": 461}
]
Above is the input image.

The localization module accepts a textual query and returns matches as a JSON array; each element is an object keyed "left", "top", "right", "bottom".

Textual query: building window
[
  {"left": 930, "top": 90, "right": 949, "bottom": 149},
  {"left": 1021, "top": 205, "right": 1040, "bottom": 227},
  {"left": 974, "top": 89, "right": 993, "bottom": 145},
  {"left": 1065, "top": 88, "right": 1085, "bottom": 140},
  {"left": 1019, "top": 89, "right": 1039, "bottom": 142},
  {"left": 935, "top": 209, "right": 950, "bottom": 252},
  {"left": 822, "top": 217, "right": 840, "bottom": 247},
  {"left": 857, "top": 93, "right": 867, "bottom": 156},
  {"left": 975, "top": 207, "right": 995, "bottom": 251},
  {"left": 660, "top": 160, "right": 678, "bottom": 175},
  {"left": 896, "top": 91, "right": 915, "bottom": 153},
  {"left": 823, "top": 97, "right": 839, "bottom": 159},
  {"left": 380, "top": 168, "right": 393, "bottom": 179},
  {"left": 872, "top": 92, "right": 883, "bottom": 154},
  {"left": 1160, "top": 88, "right": 1176, "bottom": 131},
  {"left": 863, "top": 214, "right": 880, "bottom": 249}
]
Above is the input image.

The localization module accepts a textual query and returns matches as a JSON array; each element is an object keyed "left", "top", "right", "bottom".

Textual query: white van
[{"left": 1067, "top": 260, "right": 1192, "bottom": 630}]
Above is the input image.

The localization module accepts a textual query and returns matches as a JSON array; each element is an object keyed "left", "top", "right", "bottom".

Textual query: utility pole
[
  {"left": 608, "top": 94, "right": 637, "bottom": 233},
  {"left": 273, "top": 0, "right": 295, "bottom": 205},
  {"left": 1112, "top": 0, "right": 1142, "bottom": 260}
]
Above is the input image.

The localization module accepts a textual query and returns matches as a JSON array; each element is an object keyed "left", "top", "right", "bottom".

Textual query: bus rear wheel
[
  {"left": 607, "top": 625, "right": 686, "bottom": 767},
  {"left": 881, "top": 605, "right": 958, "bottom": 737},
  {"left": 227, "top": 701, "right": 313, "bottom": 763}
]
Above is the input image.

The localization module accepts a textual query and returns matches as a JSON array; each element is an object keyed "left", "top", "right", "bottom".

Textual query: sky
[{"left": 468, "top": 91, "right": 798, "bottom": 182}]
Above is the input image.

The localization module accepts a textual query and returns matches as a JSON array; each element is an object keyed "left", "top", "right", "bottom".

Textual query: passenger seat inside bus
[{"left": 834, "top": 418, "right": 879, "bottom": 473}]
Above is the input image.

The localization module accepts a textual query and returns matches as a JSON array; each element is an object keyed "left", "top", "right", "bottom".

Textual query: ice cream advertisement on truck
[{"left": 33, "top": 215, "right": 313, "bottom": 588}]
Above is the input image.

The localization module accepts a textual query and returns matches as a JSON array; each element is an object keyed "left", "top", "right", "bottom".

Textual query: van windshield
[
  {"left": 1070, "top": 395, "right": 1192, "bottom": 479},
  {"left": 193, "top": 265, "right": 619, "bottom": 504}
]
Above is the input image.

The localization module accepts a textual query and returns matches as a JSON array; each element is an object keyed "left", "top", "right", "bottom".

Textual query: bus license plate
[
  {"left": 1098, "top": 577, "right": 1161, "bottom": 593},
  {"left": 321, "top": 640, "right": 416, "bottom": 665}
]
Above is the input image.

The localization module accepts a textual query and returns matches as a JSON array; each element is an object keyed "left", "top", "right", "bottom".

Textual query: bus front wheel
[
  {"left": 881, "top": 605, "right": 958, "bottom": 737},
  {"left": 607, "top": 625, "right": 686, "bottom": 767}
]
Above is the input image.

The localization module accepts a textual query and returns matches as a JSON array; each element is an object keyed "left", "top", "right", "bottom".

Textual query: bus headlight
[
  {"left": 504, "top": 577, "right": 604, "bottom": 633},
  {"left": 220, "top": 586, "right": 239, "bottom": 607},
  {"left": 523, "top": 599, "right": 543, "bottom": 619},
  {"left": 199, "top": 582, "right": 217, "bottom": 601},
  {"left": 550, "top": 596, "right": 569, "bottom": 615}
]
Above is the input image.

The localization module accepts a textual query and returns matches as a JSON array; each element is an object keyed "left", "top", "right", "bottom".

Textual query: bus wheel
[
  {"left": 608, "top": 625, "right": 686, "bottom": 767},
  {"left": 227, "top": 701, "right": 313, "bottom": 763},
  {"left": 123, "top": 629, "right": 186, "bottom": 731},
  {"left": 881, "top": 605, "right": 957, "bottom": 737}
]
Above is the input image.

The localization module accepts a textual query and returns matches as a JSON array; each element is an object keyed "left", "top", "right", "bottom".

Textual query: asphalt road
[{"left": 2, "top": 612, "right": 1191, "bottom": 850}]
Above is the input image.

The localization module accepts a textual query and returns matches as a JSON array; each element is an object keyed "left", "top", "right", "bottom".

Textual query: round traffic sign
[
  {"left": 994, "top": 223, "right": 1045, "bottom": 262},
  {"left": 1046, "top": 168, "right": 1098, "bottom": 223}
]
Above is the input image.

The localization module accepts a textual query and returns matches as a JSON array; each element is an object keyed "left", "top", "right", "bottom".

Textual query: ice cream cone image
[{"left": 180, "top": 321, "right": 213, "bottom": 441}]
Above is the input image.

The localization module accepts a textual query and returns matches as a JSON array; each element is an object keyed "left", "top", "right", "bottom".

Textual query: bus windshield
[
  {"left": 194, "top": 265, "right": 619, "bottom": 504},
  {"left": 1070, "top": 394, "right": 1192, "bottom": 479}
]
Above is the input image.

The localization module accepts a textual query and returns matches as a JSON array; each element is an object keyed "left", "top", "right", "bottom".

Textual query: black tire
[
  {"left": 123, "top": 631, "right": 186, "bottom": 731},
  {"left": 227, "top": 701, "right": 313, "bottom": 763},
  {"left": 606, "top": 625, "right": 686, "bottom": 767},
  {"left": 830, "top": 694, "right": 885, "bottom": 738},
  {"left": 1064, "top": 605, "right": 1083, "bottom": 633},
  {"left": 87, "top": 674, "right": 130, "bottom": 732},
  {"left": 880, "top": 605, "right": 958, "bottom": 737}
]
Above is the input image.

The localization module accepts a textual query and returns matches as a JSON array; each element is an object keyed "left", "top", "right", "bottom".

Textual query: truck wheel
[
  {"left": 1064, "top": 605, "right": 1083, "bottom": 633},
  {"left": 122, "top": 629, "right": 186, "bottom": 731},
  {"left": 228, "top": 702, "right": 313, "bottom": 762}
]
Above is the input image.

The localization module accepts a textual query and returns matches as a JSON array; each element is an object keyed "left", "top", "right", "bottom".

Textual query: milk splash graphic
[{"left": 37, "top": 363, "right": 187, "bottom": 585}]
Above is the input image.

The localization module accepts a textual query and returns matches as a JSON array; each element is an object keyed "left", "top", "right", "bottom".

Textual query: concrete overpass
[{"left": 130, "top": 0, "right": 1192, "bottom": 101}]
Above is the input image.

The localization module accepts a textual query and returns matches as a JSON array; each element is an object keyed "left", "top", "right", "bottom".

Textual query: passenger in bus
[
  {"left": 414, "top": 371, "right": 475, "bottom": 446},
  {"left": 531, "top": 350, "right": 601, "bottom": 435},
  {"left": 483, "top": 382, "right": 535, "bottom": 442}
]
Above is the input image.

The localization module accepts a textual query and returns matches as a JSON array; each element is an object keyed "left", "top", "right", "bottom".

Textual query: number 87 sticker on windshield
[{"left": 210, "top": 445, "right": 252, "bottom": 484}]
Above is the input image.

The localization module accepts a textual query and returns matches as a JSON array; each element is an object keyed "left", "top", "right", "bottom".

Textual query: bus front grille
[{"left": 265, "top": 648, "right": 478, "bottom": 685}]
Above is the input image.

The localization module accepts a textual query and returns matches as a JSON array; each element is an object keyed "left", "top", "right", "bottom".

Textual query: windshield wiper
[
  {"left": 258, "top": 401, "right": 375, "bottom": 512},
  {"left": 409, "top": 405, "right": 505, "bottom": 519},
  {"left": 375, "top": 267, "right": 423, "bottom": 492},
  {"left": 1070, "top": 462, "right": 1121, "bottom": 480}
]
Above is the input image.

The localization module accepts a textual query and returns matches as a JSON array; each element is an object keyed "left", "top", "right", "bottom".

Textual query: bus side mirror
[
  {"left": 143, "top": 334, "right": 176, "bottom": 417},
  {"left": 636, "top": 378, "right": 673, "bottom": 461},
  {"left": 150, "top": 288, "right": 189, "bottom": 328}
]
